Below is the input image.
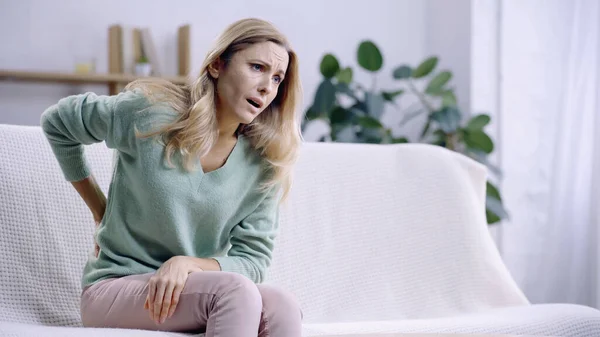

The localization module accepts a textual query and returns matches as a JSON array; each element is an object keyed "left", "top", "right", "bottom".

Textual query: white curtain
[{"left": 498, "top": 0, "right": 600, "bottom": 307}]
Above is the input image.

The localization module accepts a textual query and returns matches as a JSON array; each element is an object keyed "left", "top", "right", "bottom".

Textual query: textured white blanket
[{"left": 268, "top": 140, "right": 528, "bottom": 322}]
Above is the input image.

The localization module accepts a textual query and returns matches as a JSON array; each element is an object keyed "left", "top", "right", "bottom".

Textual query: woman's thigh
[{"left": 80, "top": 271, "right": 247, "bottom": 333}]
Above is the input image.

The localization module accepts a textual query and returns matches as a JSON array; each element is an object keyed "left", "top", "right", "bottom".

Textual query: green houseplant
[{"left": 301, "top": 40, "right": 508, "bottom": 225}]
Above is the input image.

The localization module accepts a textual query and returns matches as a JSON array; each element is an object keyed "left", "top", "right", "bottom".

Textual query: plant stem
[
  {"left": 446, "top": 133, "right": 457, "bottom": 150},
  {"left": 408, "top": 79, "right": 435, "bottom": 113},
  {"left": 407, "top": 79, "right": 436, "bottom": 141},
  {"left": 371, "top": 75, "right": 377, "bottom": 92}
]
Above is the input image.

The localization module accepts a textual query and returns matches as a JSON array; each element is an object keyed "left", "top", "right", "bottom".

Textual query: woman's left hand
[{"left": 144, "top": 256, "right": 199, "bottom": 324}]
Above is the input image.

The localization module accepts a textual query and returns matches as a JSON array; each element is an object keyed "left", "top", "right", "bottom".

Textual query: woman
[{"left": 40, "top": 18, "right": 303, "bottom": 336}]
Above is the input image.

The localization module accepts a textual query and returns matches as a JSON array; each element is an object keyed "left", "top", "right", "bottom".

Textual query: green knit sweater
[{"left": 40, "top": 89, "right": 280, "bottom": 288}]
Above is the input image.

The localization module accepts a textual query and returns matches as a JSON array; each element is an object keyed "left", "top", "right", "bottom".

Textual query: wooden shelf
[
  {"left": 1, "top": 23, "right": 191, "bottom": 95},
  {"left": 0, "top": 69, "right": 189, "bottom": 86}
]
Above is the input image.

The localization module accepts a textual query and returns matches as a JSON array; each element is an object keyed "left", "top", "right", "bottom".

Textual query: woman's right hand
[
  {"left": 93, "top": 219, "right": 101, "bottom": 257},
  {"left": 144, "top": 256, "right": 198, "bottom": 324},
  {"left": 70, "top": 174, "right": 106, "bottom": 258}
]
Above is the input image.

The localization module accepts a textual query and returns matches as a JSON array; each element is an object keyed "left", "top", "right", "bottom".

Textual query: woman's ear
[{"left": 207, "top": 59, "right": 222, "bottom": 78}]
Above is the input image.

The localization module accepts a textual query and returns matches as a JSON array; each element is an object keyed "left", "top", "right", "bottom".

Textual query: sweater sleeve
[
  {"left": 213, "top": 186, "right": 281, "bottom": 283},
  {"left": 40, "top": 90, "right": 147, "bottom": 182}
]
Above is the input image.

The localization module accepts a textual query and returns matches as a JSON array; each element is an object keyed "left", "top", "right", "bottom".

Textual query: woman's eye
[
  {"left": 251, "top": 64, "right": 262, "bottom": 71},
  {"left": 273, "top": 76, "right": 282, "bottom": 84}
]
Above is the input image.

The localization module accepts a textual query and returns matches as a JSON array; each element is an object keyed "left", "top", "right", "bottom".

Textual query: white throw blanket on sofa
[{"left": 1, "top": 124, "right": 599, "bottom": 337}]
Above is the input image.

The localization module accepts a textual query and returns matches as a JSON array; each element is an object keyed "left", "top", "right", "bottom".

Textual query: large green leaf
[
  {"left": 382, "top": 90, "right": 404, "bottom": 101},
  {"left": 392, "top": 137, "right": 409, "bottom": 143},
  {"left": 357, "top": 115, "right": 383, "bottom": 129},
  {"left": 313, "top": 79, "right": 336, "bottom": 114},
  {"left": 466, "top": 114, "right": 491, "bottom": 131},
  {"left": 413, "top": 56, "right": 438, "bottom": 78},
  {"left": 425, "top": 71, "right": 452, "bottom": 94},
  {"left": 441, "top": 91, "right": 457, "bottom": 107},
  {"left": 486, "top": 181, "right": 507, "bottom": 225},
  {"left": 486, "top": 196, "right": 509, "bottom": 220},
  {"left": 320, "top": 54, "right": 340, "bottom": 79},
  {"left": 365, "top": 92, "right": 385, "bottom": 118},
  {"left": 486, "top": 181, "right": 501, "bottom": 200},
  {"left": 393, "top": 65, "right": 413, "bottom": 79},
  {"left": 357, "top": 40, "right": 383, "bottom": 72},
  {"left": 430, "top": 106, "right": 461, "bottom": 133},
  {"left": 335, "top": 67, "right": 353, "bottom": 84},
  {"left": 486, "top": 208, "right": 501, "bottom": 224},
  {"left": 464, "top": 129, "right": 494, "bottom": 153},
  {"left": 426, "top": 87, "right": 446, "bottom": 96},
  {"left": 329, "top": 106, "right": 354, "bottom": 126}
]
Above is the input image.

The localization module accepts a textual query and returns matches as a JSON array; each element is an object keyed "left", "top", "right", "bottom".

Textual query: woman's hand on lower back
[
  {"left": 144, "top": 256, "right": 200, "bottom": 324},
  {"left": 93, "top": 220, "right": 101, "bottom": 257},
  {"left": 70, "top": 175, "right": 106, "bottom": 258}
]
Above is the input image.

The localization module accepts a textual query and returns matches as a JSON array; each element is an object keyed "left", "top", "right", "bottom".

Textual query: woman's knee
[
  {"left": 217, "top": 272, "right": 263, "bottom": 312},
  {"left": 258, "top": 284, "right": 303, "bottom": 320}
]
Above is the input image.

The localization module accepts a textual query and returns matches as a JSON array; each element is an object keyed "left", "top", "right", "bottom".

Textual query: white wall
[
  {"left": 0, "top": 0, "right": 472, "bottom": 142},
  {"left": 425, "top": 0, "right": 472, "bottom": 116},
  {"left": 0, "top": 0, "right": 427, "bottom": 127}
]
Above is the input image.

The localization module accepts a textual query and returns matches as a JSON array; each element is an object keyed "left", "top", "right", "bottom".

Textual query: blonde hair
[{"left": 124, "top": 18, "right": 303, "bottom": 202}]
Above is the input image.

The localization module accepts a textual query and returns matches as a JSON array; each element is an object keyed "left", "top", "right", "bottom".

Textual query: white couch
[{"left": 1, "top": 123, "right": 600, "bottom": 337}]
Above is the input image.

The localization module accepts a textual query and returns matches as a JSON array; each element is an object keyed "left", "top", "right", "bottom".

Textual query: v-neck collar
[{"left": 199, "top": 134, "right": 246, "bottom": 181}]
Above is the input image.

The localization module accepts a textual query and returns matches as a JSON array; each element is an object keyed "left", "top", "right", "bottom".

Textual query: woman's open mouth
[{"left": 246, "top": 97, "right": 263, "bottom": 109}]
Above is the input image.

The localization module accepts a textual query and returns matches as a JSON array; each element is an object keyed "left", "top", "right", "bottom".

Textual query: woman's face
[{"left": 210, "top": 41, "right": 289, "bottom": 125}]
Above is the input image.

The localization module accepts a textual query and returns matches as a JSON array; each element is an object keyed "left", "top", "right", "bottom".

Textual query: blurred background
[{"left": 1, "top": 0, "right": 598, "bottom": 309}]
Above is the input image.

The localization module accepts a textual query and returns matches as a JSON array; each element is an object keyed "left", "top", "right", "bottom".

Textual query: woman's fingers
[
  {"left": 167, "top": 281, "right": 185, "bottom": 319},
  {"left": 159, "top": 281, "right": 175, "bottom": 324},
  {"left": 147, "top": 280, "right": 156, "bottom": 319},
  {"left": 153, "top": 279, "right": 167, "bottom": 324}
]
